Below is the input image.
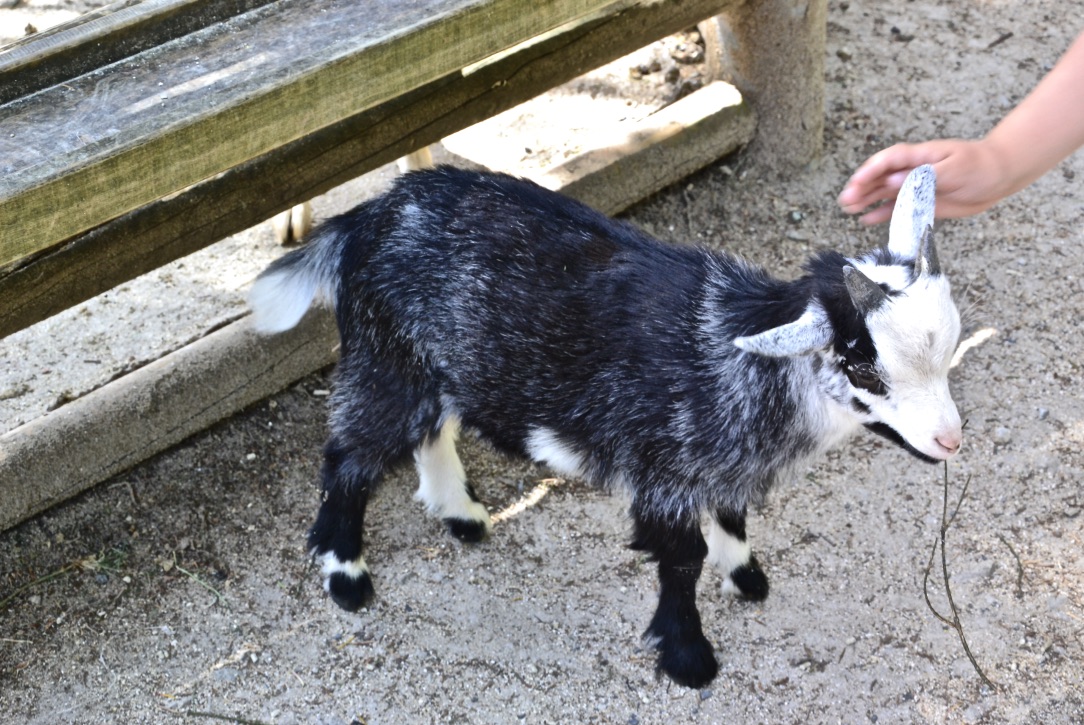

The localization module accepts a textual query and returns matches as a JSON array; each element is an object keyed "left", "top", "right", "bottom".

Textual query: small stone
[
  {"left": 992, "top": 426, "right": 1012, "bottom": 444},
  {"left": 1038, "top": 408, "right": 1050, "bottom": 420},
  {"left": 213, "top": 667, "right": 240, "bottom": 683},
  {"left": 836, "top": 48, "right": 853, "bottom": 62},
  {"left": 699, "top": 689, "right": 712, "bottom": 701},
  {"left": 890, "top": 26, "right": 914, "bottom": 42}
]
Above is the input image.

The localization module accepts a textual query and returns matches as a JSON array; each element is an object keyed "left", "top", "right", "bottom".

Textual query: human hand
[{"left": 838, "top": 139, "right": 1010, "bottom": 224}]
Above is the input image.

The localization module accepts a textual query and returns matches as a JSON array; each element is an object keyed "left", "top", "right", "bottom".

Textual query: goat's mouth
[{"left": 863, "top": 422, "right": 942, "bottom": 464}]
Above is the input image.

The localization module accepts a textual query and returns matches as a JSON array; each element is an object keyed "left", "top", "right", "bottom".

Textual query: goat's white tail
[{"left": 249, "top": 226, "right": 342, "bottom": 334}]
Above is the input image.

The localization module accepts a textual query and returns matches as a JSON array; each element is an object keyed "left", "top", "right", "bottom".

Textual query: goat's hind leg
[
  {"left": 707, "top": 506, "right": 769, "bottom": 601},
  {"left": 414, "top": 416, "right": 491, "bottom": 542},
  {"left": 308, "top": 438, "right": 381, "bottom": 611},
  {"left": 632, "top": 506, "right": 718, "bottom": 688},
  {"left": 308, "top": 362, "right": 440, "bottom": 612}
]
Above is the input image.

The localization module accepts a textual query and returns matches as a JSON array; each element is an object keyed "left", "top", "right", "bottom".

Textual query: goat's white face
[
  {"left": 734, "top": 165, "right": 963, "bottom": 462},
  {"left": 846, "top": 261, "right": 962, "bottom": 461}
]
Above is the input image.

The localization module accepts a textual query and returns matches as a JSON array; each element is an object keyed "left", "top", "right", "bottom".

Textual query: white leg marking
[
  {"left": 706, "top": 518, "right": 752, "bottom": 596},
  {"left": 317, "top": 551, "right": 370, "bottom": 590},
  {"left": 525, "top": 426, "right": 585, "bottom": 478},
  {"left": 414, "top": 418, "right": 490, "bottom": 530}
]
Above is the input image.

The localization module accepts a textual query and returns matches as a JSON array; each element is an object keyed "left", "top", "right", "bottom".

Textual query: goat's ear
[
  {"left": 887, "top": 164, "right": 937, "bottom": 270},
  {"left": 734, "top": 304, "right": 833, "bottom": 358}
]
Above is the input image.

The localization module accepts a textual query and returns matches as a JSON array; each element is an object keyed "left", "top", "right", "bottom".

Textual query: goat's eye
[{"left": 845, "top": 361, "right": 884, "bottom": 394}]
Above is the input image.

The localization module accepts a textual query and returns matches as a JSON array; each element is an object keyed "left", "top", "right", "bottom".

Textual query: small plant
[{"left": 0, "top": 545, "right": 129, "bottom": 611}]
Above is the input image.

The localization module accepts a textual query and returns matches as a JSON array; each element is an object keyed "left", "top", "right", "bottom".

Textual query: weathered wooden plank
[
  {"left": 0, "top": 0, "right": 280, "bottom": 104},
  {"left": 0, "top": 0, "right": 736, "bottom": 339},
  {"left": 0, "top": 0, "right": 627, "bottom": 270}
]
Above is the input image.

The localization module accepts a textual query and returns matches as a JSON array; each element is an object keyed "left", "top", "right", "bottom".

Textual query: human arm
[{"left": 838, "top": 30, "right": 1084, "bottom": 224}]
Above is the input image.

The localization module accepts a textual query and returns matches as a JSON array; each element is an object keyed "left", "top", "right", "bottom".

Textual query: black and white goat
[{"left": 249, "top": 164, "right": 961, "bottom": 688}]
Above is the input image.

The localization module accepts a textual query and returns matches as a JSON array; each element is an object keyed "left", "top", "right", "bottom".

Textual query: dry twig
[
  {"left": 922, "top": 462, "right": 997, "bottom": 689},
  {"left": 997, "top": 533, "right": 1025, "bottom": 600},
  {"left": 185, "top": 711, "right": 271, "bottom": 725},
  {"left": 173, "top": 552, "right": 228, "bottom": 607}
]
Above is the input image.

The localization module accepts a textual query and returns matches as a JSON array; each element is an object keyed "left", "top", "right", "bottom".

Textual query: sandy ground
[{"left": 3, "top": 0, "right": 1084, "bottom": 723}]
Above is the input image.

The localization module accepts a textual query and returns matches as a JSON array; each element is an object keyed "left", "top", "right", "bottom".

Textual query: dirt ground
[{"left": 3, "top": 0, "right": 1084, "bottom": 723}]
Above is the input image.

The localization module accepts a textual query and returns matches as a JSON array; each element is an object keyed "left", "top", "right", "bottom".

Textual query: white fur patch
[
  {"left": 317, "top": 551, "right": 370, "bottom": 587},
  {"left": 249, "top": 229, "right": 340, "bottom": 333},
  {"left": 415, "top": 418, "right": 491, "bottom": 529},
  {"left": 525, "top": 427, "right": 586, "bottom": 478},
  {"left": 249, "top": 267, "right": 319, "bottom": 333},
  {"left": 706, "top": 518, "right": 751, "bottom": 595}
]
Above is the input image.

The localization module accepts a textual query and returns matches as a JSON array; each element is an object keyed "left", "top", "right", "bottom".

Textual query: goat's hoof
[
  {"left": 655, "top": 635, "right": 719, "bottom": 689},
  {"left": 326, "top": 570, "right": 376, "bottom": 612},
  {"left": 445, "top": 516, "right": 490, "bottom": 542},
  {"left": 725, "top": 555, "right": 769, "bottom": 601}
]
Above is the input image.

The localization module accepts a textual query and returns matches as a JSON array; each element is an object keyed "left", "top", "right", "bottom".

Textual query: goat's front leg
[
  {"left": 631, "top": 507, "right": 717, "bottom": 688},
  {"left": 707, "top": 506, "right": 769, "bottom": 601}
]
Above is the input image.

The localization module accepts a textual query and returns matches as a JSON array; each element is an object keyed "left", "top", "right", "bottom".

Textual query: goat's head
[{"left": 735, "top": 165, "right": 962, "bottom": 462}]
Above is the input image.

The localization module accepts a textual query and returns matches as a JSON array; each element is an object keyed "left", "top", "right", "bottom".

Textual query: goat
[{"left": 249, "top": 164, "right": 961, "bottom": 688}]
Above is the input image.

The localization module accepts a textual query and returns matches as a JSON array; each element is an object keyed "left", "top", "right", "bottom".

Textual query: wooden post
[{"left": 699, "top": 0, "right": 827, "bottom": 171}]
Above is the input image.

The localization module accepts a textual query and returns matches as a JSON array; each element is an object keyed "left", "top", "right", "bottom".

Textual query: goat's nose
[{"left": 936, "top": 431, "right": 962, "bottom": 455}]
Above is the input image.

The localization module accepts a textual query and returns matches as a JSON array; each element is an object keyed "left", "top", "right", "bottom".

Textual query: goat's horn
[
  {"left": 843, "top": 265, "right": 888, "bottom": 315},
  {"left": 914, "top": 224, "right": 940, "bottom": 276}
]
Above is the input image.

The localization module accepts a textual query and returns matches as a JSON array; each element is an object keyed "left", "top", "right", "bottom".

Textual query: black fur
[{"left": 864, "top": 422, "right": 940, "bottom": 464}]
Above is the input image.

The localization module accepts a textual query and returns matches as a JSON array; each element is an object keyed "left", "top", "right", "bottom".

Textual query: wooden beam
[
  {"left": 0, "top": 0, "right": 626, "bottom": 270},
  {"left": 0, "top": 0, "right": 737, "bottom": 339}
]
